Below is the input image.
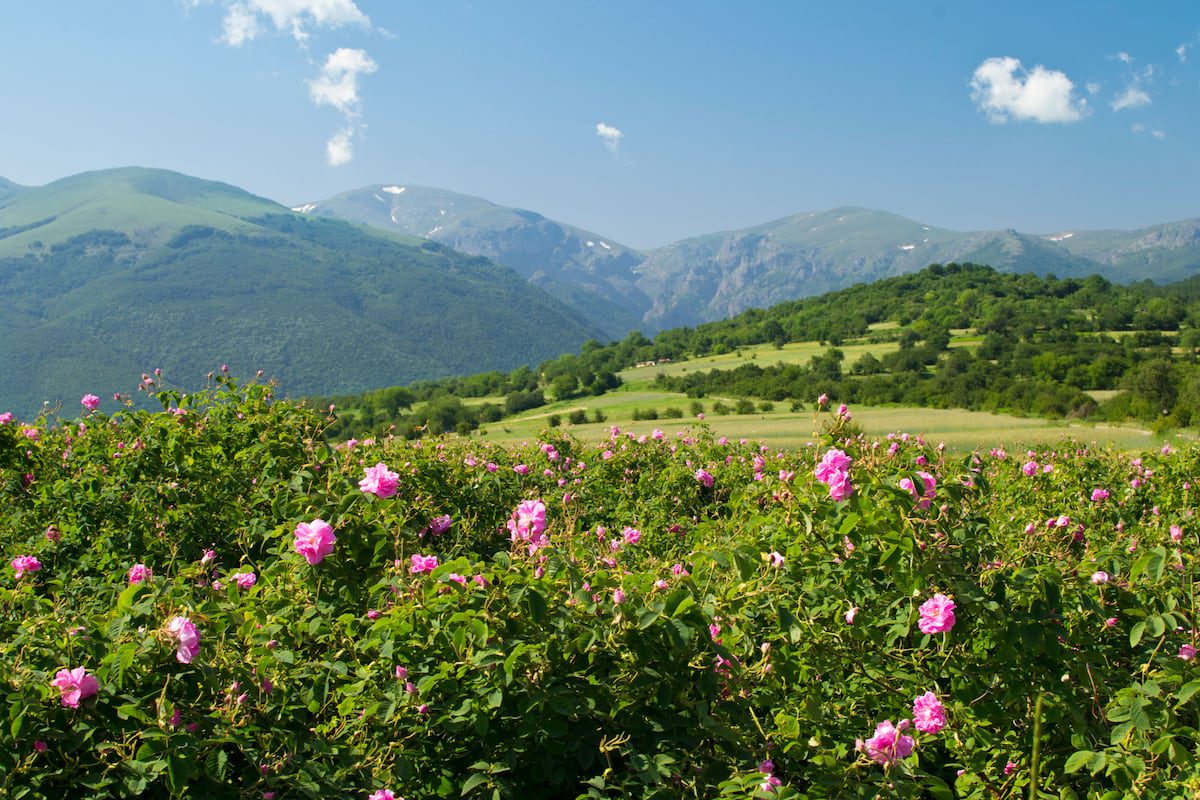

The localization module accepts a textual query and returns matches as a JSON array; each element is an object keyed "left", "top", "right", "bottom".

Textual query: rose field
[{"left": 1, "top": 376, "right": 1198, "bottom": 799}]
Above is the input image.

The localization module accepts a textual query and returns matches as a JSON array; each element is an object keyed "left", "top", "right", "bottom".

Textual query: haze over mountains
[
  {"left": 1, "top": 165, "right": 1198, "bottom": 415},
  {"left": 296, "top": 184, "right": 1200, "bottom": 332}
]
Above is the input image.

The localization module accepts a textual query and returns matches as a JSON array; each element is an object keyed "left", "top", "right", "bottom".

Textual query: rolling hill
[{"left": 0, "top": 168, "right": 601, "bottom": 416}]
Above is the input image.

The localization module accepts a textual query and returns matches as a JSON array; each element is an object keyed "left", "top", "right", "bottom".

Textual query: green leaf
[
  {"left": 461, "top": 773, "right": 489, "bottom": 795},
  {"left": 1129, "top": 621, "right": 1146, "bottom": 648},
  {"left": 1064, "top": 751, "right": 1094, "bottom": 773},
  {"left": 1175, "top": 680, "right": 1200, "bottom": 705}
]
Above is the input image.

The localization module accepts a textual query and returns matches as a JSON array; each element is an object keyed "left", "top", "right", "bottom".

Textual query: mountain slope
[
  {"left": 0, "top": 176, "right": 26, "bottom": 208},
  {"left": 295, "top": 184, "right": 649, "bottom": 338},
  {"left": 0, "top": 168, "right": 601, "bottom": 416}
]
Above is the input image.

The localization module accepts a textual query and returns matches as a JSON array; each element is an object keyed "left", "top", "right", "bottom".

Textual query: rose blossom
[
  {"left": 918, "top": 593, "right": 956, "bottom": 634},
  {"left": 50, "top": 667, "right": 99, "bottom": 708},
  {"left": 11, "top": 555, "right": 41, "bottom": 580},
  {"left": 358, "top": 462, "right": 400, "bottom": 498},
  {"left": 167, "top": 616, "right": 200, "bottom": 664},
  {"left": 912, "top": 692, "right": 946, "bottom": 733},
  {"left": 127, "top": 563, "right": 152, "bottom": 584},
  {"left": 80, "top": 394, "right": 100, "bottom": 412},
  {"left": 859, "top": 719, "right": 914, "bottom": 766},
  {"left": 293, "top": 519, "right": 336, "bottom": 565}
]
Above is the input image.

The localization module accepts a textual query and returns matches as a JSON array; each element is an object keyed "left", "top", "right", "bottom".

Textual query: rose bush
[{"left": 0, "top": 378, "right": 1196, "bottom": 798}]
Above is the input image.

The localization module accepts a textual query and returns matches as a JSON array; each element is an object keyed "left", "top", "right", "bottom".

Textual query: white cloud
[
  {"left": 308, "top": 48, "right": 377, "bottom": 165},
  {"left": 1132, "top": 123, "right": 1166, "bottom": 140},
  {"left": 325, "top": 127, "right": 355, "bottom": 165},
  {"left": 1111, "top": 63, "right": 1154, "bottom": 112},
  {"left": 1115, "top": 51, "right": 1133, "bottom": 64},
  {"left": 1085, "top": 81, "right": 1101, "bottom": 95},
  {"left": 969, "top": 57, "right": 1089, "bottom": 124},
  {"left": 308, "top": 47, "right": 377, "bottom": 113},
  {"left": 1179, "top": 40, "right": 1195, "bottom": 63},
  {"left": 595, "top": 122, "right": 623, "bottom": 154},
  {"left": 212, "top": 0, "right": 370, "bottom": 46},
  {"left": 1111, "top": 86, "right": 1151, "bottom": 111}
]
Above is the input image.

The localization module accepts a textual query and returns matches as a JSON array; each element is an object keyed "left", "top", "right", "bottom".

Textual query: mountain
[
  {"left": 292, "top": 184, "right": 649, "bottom": 338},
  {"left": 0, "top": 168, "right": 601, "bottom": 416},
  {"left": 0, "top": 176, "right": 26, "bottom": 208},
  {"left": 301, "top": 186, "right": 1200, "bottom": 331}
]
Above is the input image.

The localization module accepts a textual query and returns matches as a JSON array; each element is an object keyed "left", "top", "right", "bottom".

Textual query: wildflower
[
  {"left": 34, "top": 740, "right": 47, "bottom": 753},
  {"left": 817, "top": 393, "right": 829, "bottom": 407},
  {"left": 1090, "top": 571, "right": 1109, "bottom": 585},
  {"left": 428, "top": 514, "right": 453, "bottom": 535},
  {"left": 167, "top": 617, "right": 200, "bottom": 664},
  {"left": 507, "top": 499, "right": 548, "bottom": 552},
  {"left": 768, "top": 551, "right": 785, "bottom": 568},
  {"left": 45, "top": 525, "right": 61, "bottom": 542},
  {"left": 899, "top": 471, "right": 937, "bottom": 509},
  {"left": 369, "top": 791, "right": 401, "bottom": 800},
  {"left": 613, "top": 588, "right": 626, "bottom": 605},
  {"left": 695, "top": 468, "right": 714, "bottom": 488},
  {"left": 293, "top": 520, "right": 336, "bottom": 565},
  {"left": 1105, "top": 617, "right": 1118, "bottom": 627},
  {"left": 859, "top": 719, "right": 914, "bottom": 766},
  {"left": 11, "top": 555, "right": 41, "bottom": 580},
  {"left": 918, "top": 593, "right": 956, "bottom": 635},
  {"left": 1022, "top": 461, "right": 1038, "bottom": 476},
  {"left": 234, "top": 571, "right": 257, "bottom": 589},
  {"left": 358, "top": 463, "right": 399, "bottom": 499},
  {"left": 622, "top": 526, "right": 641, "bottom": 544},
  {"left": 912, "top": 692, "right": 946, "bottom": 733},
  {"left": 1170, "top": 525, "right": 1183, "bottom": 542},
  {"left": 50, "top": 667, "right": 99, "bottom": 708},
  {"left": 447, "top": 573, "right": 468, "bottom": 585},
  {"left": 845, "top": 606, "right": 859, "bottom": 624},
  {"left": 1180, "top": 644, "right": 1197, "bottom": 661},
  {"left": 1004, "top": 761, "right": 1016, "bottom": 775},
  {"left": 80, "top": 394, "right": 100, "bottom": 412},
  {"left": 513, "top": 463, "right": 529, "bottom": 475},
  {"left": 201, "top": 549, "right": 216, "bottom": 565},
  {"left": 127, "top": 563, "right": 152, "bottom": 584},
  {"left": 409, "top": 554, "right": 439, "bottom": 574},
  {"left": 1091, "top": 488, "right": 1109, "bottom": 502}
]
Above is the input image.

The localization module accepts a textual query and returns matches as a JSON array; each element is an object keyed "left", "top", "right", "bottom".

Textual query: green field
[{"left": 476, "top": 388, "right": 1164, "bottom": 452}]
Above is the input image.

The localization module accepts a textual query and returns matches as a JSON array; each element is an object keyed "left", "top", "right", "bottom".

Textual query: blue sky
[{"left": 2, "top": 1, "right": 1197, "bottom": 247}]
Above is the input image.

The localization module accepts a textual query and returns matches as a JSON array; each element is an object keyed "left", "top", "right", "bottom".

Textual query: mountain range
[
  {"left": 1, "top": 165, "right": 1198, "bottom": 414},
  {"left": 293, "top": 184, "right": 1200, "bottom": 333},
  {"left": 0, "top": 168, "right": 600, "bottom": 415}
]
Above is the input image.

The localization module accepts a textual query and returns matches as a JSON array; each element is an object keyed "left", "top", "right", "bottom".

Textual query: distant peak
[{"left": 381, "top": 185, "right": 405, "bottom": 195}]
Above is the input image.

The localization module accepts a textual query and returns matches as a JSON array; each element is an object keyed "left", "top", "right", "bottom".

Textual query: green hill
[{"left": 0, "top": 168, "right": 601, "bottom": 416}]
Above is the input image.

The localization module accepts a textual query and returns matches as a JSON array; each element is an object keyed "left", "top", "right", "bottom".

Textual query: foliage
[{"left": 2, "top": 380, "right": 1198, "bottom": 798}]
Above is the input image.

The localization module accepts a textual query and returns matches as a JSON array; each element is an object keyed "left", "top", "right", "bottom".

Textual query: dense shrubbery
[{"left": 2, "top": 378, "right": 1198, "bottom": 798}]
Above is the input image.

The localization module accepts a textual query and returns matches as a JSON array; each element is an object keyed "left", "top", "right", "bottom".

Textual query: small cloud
[
  {"left": 1115, "top": 51, "right": 1133, "bottom": 64},
  {"left": 308, "top": 47, "right": 377, "bottom": 114},
  {"left": 1179, "top": 39, "right": 1196, "bottom": 63},
  {"left": 969, "top": 56, "right": 1089, "bottom": 124},
  {"left": 326, "top": 127, "right": 355, "bottom": 165},
  {"left": 1085, "top": 81, "right": 1101, "bottom": 95},
  {"left": 1111, "top": 62, "right": 1155, "bottom": 112},
  {"left": 208, "top": 0, "right": 371, "bottom": 46},
  {"left": 1111, "top": 86, "right": 1151, "bottom": 111},
  {"left": 595, "top": 122, "right": 624, "bottom": 155},
  {"left": 1131, "top": 123, "right": 1166, "bottom": 140},
  {"left": 308, "top": 48, "right": 378, "bottom": 165}
]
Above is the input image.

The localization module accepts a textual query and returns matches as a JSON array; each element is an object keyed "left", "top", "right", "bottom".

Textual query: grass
[{"left": 474, "top": 385, "right": 1163, "bottom": 453}]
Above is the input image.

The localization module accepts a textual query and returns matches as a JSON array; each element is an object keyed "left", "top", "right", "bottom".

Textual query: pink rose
[
  {"left": 234, "top": 571, "right": 257, "bottom": 589},
  {"left": 918, "top": 593, "right": 956, "bottom": 635},
  {"left": 507, "top": 499, "right": 548, "bottom": 552},
  {"left": 167, "top": 616, "right": 200, "bottom": 664},
  {"left": 80, "top": 394, "right": 100, "bottom": 412},
  {"left": 694, "top": 468, "right": 714, "bottom": 488},
  {"left": 50, "top": 667, "right": 99, "bottom": 708},
  {"left": 11, "top": 555, "right": 41, "bottom": 580},
  {"left": 358, "top": 462, "right": 400, "bottom": 498},
  {"left": 860, "top": 719, "right": 914, "bottom": 766},
  {"left": 293, "top": 519, "right": 336, "bottom": 565},
  {"left": 409, "top": 554, "right": 439, "bottom": 574},
  {"left": 912, "top": 691, "right": 946, "bottom": 733},
  {"left": 127, "top": 563, "right": 152, "bottom": 584}
]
